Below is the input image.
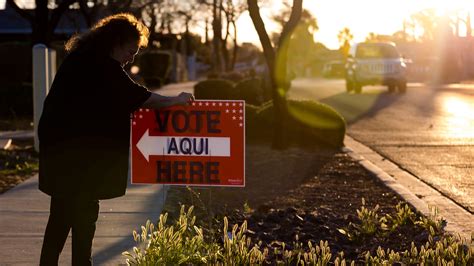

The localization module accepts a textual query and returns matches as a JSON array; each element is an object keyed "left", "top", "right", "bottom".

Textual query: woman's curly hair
[{"left": 65, "top": 13, "right": 149, "bottom": 55}]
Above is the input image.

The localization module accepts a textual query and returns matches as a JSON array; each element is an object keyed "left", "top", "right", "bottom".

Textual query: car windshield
[{"left": 355, "top": 44, "right": 399, "bottom": 59}]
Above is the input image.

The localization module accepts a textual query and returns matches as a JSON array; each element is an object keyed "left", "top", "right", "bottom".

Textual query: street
[{"left": 289, "top": 78, "right": 474, "bottom": 213}]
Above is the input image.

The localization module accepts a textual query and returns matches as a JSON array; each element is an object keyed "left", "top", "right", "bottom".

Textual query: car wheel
[
  {"left": 398, "top": 81, "right": 407, "bottom": 93},
  {"left": 354, "top": 83, "right": 362, "bottom": 94},
  {"left": 345, "top": 79, "right": 353, "bottom": 92}
]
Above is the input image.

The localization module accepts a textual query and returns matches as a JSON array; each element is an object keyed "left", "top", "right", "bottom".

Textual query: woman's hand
[
  {"left": 142, "top": 92, "right": 195, "bottom": 109},
  {"left": 177, "top": 92, "right": 195, "bottom": 105}
]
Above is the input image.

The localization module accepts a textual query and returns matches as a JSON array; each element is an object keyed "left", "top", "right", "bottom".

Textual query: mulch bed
[{"left": 163, "top": 144, "right": 433, "bottom": 262}]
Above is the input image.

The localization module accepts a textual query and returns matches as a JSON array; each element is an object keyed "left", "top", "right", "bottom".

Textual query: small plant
[
  {"left": 0, "top": 148, "right": 38, "bottom": 178},
  {"left": 381, "top": 202, "right": 416, "bottom": 232},
  {"left": 270, "top": 238, "right": 338, "bottom": 265},
  {"left": 123, "top": 205, "right": 221, "bottom": 265},
  {"left": 415, "top": 206, "right": 447, "bottom": 236},
  {"left": 364, "top": 236, "right": 473, "bottom": 265},
  {"left": 338, "top": 198, "right": 382, "bottom": 241},
  {"left": 356, "top": 199, "right": 380, "bottom": 237},
  {"left": 221, "top": 217, "right": 267, "bottom": 264},
  {"left": 243, "top": 201, "right": 253, "bottom": 214}
]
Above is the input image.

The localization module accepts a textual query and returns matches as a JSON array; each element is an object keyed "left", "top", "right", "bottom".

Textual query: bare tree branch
[
  {"left": 278, "top": 0, "right": 302, "bottom": 48},
  {"left": 49, "top": 0, "right": 78, "bottom": 34},
  {"left": 248, "top": 0, "right": 275, "bottom": 69},
  {"left": 137, "top": 1, "right": 159, "bottom": 11},
  {"left": 78, "top": 0, "right": 93, "bottom": 27}
]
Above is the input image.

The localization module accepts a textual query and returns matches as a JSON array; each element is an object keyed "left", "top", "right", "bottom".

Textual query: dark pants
[{"left": 40, "top": 197, "right": 99, "bottom": 266}]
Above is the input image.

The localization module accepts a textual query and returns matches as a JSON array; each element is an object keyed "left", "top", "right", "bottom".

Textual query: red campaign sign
[{"left": 131, "top": 100, "right": 245, "bottom": 187}]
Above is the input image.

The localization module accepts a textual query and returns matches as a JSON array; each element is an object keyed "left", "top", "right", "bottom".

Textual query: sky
[
  {"left": 1, "top": 0, "right": 474, "bottom": 49},
  {"left": 236, "top": 0, "right": 474, "bottom": 49}
]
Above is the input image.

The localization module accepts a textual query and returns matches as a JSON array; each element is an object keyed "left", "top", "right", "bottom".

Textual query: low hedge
[
  {"left": 136, "top": 51, "right": 172, "bottom": 87},
  {"left": 194, "top": 78, "right": 265, "bottom": 106},
  {"left": 287, "top": 100, "right": 346, "bottom": 147},
  {"left": 235, "top": 78, "right": 263, "bottom": 106},
  {"left": 0, "top": 83, "right": 33, "bottom": 118},
  {"left": 194, "top": 79, "right": 237, "bottom": 100},
  {"left": 246, "top": 99, "right": 346, "bottom": 147}
]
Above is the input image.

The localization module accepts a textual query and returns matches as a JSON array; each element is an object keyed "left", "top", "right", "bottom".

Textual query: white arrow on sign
[{"left": 136, "top": 129, "right": 231, "bottom": 162}]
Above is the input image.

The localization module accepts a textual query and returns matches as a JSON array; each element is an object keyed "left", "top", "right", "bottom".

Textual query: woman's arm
[{"left": 141, "top": 91, "right": 194, "bottom": 109}]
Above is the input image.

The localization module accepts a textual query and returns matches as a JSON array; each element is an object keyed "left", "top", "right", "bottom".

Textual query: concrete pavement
[
  {"left": 344, "top": 136, "right": 473, "bottom": 241},
  {"left": 0, "top": 173, "right": 168, "bottom": 265}
]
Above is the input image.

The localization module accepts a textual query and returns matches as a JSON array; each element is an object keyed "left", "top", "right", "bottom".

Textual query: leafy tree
[
  {"left": 337, "top": 27, "right": 353, "bottom": 59},
  {"left": 365, "top": 32, "right": 394, "bottom": 43},
  {"left": 271, "top": 3, "right": 317, "bottom": 45},
  {"left": 271, "top": 4, "right": 318, "bottom": 77}
]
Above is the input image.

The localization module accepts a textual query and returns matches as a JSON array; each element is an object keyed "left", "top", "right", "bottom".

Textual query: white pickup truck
[{"left": 345, "top": 42, "right": 407, "bottom": 93}]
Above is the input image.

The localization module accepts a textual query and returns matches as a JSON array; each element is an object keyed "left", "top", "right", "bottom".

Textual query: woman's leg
[
  {"left": 40, "top": 197, "right": 72, "bottom": 266},
  {"left": 71, "top": 199, "right": 99, "bottom": 266}
]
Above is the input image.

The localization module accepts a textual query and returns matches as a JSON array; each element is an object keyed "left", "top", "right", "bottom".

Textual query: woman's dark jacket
[{"left": 38, "top": 51, "right": 151, "bottom": 200}]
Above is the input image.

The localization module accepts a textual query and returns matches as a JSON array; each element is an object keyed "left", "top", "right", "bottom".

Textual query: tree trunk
[
  {"left": 248, "top": 0, "right": 302, "bottom": 149},
  {"left": 212, "top": 0, "right": 223, "bottom": 73},
  {"left": 205, "top": 18, "right": 209, "bottom": 44},
  {"left": 230, "top": 20, "right": 238, "bottom": 71},
  {"left": 33, "top": 0, "right": 49, "bottom": 44},
  {"left": 248, "top": 0, "right": 281, "bottom": 148},
  {"left": 221, "top": 9, "right": 232, "bottom": 71}
]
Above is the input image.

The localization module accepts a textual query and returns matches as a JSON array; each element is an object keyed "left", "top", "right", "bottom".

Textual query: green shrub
[
  {"left": 235, "top": 78, "right": 263, "bottom": 105},
  {"left": 0, "top": 42, "right": 32, "bottom": 85},
  {"left": 245, "top": 99, "right": 346, "bottom": 147},
  {"left": 245, "top": 101, "right": 274, "bottom": 142},
  {"left": 287, "top": 100, "right": 346, "bottom": 147},
  {"left": 220, "top": 71, "right": 245, "bottom": 82},
  {"left": 194, "top": 79, "right": 237, "bottom": 100},
  {"left": 0, "top": 83, "right": 33, "bottom": 118},
  {"left": 137, "top": 51, "right": 172, "bottom": 87},
  {"left": 244, "top": 103, "right": 259, "bottom": 122}
]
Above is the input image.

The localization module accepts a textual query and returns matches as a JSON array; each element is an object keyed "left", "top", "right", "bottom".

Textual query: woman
[{"left": 38, "top": 13, "right": 193, "bottom": 265}]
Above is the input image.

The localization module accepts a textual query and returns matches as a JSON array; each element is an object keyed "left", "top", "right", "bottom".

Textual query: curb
[
  {"left": 343, "top": 135, "right": 473, "bottom": 242},
  {"left": 0, "top": 130, "right": 34, "bottom": 140},
  {"left": 0, "top": 130, "right": 34, "bottom": 150},
  {"left": 0, "top": 139, "right": 12, "bottom": 150}
]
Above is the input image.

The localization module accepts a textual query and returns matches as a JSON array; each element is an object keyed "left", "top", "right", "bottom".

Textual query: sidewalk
[
  {"left": 344, "top": 136, "right": 473, "bottom": 241},
  {"left": 0, "top": 173, "right": 168, "bottom": 265}
]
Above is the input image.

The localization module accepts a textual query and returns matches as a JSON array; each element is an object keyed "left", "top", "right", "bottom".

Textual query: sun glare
[
  {"left": 304, "top": 0, "right": 474, "bottom": 49},
  {"left": 441, "top": 96, "right": 474, "bottom": 139}
]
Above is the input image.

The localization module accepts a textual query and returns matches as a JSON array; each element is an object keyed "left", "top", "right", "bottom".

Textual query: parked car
[
  {"left": 322, "top": 60, "right": 345, "bottom": 78},
  {"left": 345, "top": 42, "right": 407, "bottom": 93}
]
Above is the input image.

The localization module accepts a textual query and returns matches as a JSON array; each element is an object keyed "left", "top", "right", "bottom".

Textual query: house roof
[{"left": 0, "top": 4, "right": 88, "bottom": 35}]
